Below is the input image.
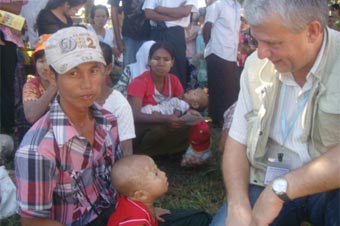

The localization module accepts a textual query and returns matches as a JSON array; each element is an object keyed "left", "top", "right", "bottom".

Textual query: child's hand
[{"left": 155, "top": 207, "right": 171, "bottom": 222}]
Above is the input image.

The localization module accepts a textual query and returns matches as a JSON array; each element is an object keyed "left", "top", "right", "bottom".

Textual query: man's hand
[
  {"left": 225, "top": 202, "right": 252, "bottom": 226},
  {"left": 115, "top": 37, "right": 124, "bottom": 54},
  {"left": 249, "top": 185, "right": 284, "bottom": 226},
  {"left": 112, "top": 47, "right": 121, "bottom": 59}
]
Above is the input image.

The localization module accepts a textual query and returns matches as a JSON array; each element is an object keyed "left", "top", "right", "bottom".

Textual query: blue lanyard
[{"left": 281, "top": 84, "right": 310, "bottom": 145}]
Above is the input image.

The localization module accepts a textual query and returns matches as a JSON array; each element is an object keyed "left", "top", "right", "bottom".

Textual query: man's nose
[
  {"left": 80, "top": 73, "right": 92, "bottom": 89},
  {"left": 257, "top": 42, "right": 271, "bottom": 59}
]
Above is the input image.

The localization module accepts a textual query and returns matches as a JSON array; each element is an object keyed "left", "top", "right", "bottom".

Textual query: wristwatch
[{"left": 272, "top": 177, "right": 291, "bottom": 202}]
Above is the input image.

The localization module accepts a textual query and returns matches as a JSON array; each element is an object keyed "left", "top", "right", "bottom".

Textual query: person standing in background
[
  {"left": 143, "top": 0, "right": 198, "bottom": 88},
  {"left": 20, "top": 0, "right": 48, "bottom": 48},
  {"left": 0, "top": 0, "right": 27, "bottom": 134},
  {"left": 203, "top": 0, "right": 240, "bottom": 126},
  {"left": 109, "top": 0, "right": 150, "bottom": 67},
  {"left": 185, "top": 12, "right": 200, "bottom": 63},
  {"left": 36, "top": 0, "right": 87, "bottom": 36}
]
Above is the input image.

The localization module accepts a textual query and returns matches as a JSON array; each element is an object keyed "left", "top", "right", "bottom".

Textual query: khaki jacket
[{"left": 243, "top": 28, "right": 340, "bottom": 186}]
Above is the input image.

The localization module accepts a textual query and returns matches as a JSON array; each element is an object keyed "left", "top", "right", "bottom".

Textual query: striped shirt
[{"left": 15, "top": 97, "right": 122, "bottom": 226}]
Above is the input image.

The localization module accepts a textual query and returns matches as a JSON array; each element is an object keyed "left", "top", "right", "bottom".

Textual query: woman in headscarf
[{"left": 113, "top": 40, "right": 155, "bottom": 96}]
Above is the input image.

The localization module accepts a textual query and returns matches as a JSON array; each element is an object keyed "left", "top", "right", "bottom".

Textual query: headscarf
[{"left": 129, "top": 40, "right": 155, "bottom": 80}]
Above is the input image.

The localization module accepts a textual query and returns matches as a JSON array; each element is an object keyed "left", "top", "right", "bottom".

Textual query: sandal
[{"left": 180, "top": 146, "right": 212, "bottom": 167}]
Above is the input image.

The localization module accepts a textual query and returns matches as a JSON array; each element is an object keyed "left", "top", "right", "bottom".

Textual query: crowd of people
[{"left": 0, "top": 0, "right": 339, "bottom": 226}]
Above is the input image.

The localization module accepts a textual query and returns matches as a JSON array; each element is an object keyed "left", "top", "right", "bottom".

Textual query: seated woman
[
  {"left": 127, "top": 41, "right": 205, "bottom": 165},
  {"left": 23, "top": 35, "right": 56, "bottom": 123},
  {"left": 113, "top": 40, "right": 155, "bottom": 96},
  {"left": 18, "top": 35, "right": 57, "bottom": 141}
]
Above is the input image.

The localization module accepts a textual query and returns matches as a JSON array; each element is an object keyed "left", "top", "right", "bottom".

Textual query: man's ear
[
  {"left": 307, "top": 20, "right": 322, "bottom": 43},
  {"left": 105, "top": 63, "right": 113, "bottom": 75}
]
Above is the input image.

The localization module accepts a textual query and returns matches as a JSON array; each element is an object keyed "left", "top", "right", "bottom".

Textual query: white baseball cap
[{"left": 45, "top": 26, "right": 106, "bottom": 74}]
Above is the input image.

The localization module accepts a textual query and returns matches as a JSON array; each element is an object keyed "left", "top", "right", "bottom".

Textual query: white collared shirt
[{"left": 143, "top": 0, "right": 198, "bottom": 28}]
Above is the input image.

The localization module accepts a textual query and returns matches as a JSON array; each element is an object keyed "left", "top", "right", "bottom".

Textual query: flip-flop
[{"left": 180, "top": 146, "right": 212, "bottom": 167}]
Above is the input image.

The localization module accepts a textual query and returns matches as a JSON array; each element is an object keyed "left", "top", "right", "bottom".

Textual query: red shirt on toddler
[{"left": 107, "top": 196, "right": 158, "bottom": 226}]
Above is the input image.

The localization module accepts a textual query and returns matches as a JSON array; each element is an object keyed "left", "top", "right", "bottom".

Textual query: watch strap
[{"left": 276, "top": 192, "right": 291, "bottom": 202}]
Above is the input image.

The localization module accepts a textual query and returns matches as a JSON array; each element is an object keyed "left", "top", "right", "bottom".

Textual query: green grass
[
  {"left": 154, "top": 152, "right": 225, "bottom": 215},
  {"left": 0, "top": 215, "right": 21, "bottom": 226},
  {"left": 154, "top": 126, "right": 225, "bottom": 215}
]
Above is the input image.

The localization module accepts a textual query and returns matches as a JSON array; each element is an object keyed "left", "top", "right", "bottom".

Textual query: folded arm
[
  {"left": 144, "top": 9, "right": 178, "bottom": 22},
  {"left": 155, "top": 4, "right": 193, "bottom": 19}
]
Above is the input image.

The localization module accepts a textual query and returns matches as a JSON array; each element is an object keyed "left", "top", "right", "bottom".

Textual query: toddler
[
  {"left": 107, "top": 155, "right": 212, "bottom": 226},
  {"left": 141, "top": 87, "right": 208, "bottom": 116}
]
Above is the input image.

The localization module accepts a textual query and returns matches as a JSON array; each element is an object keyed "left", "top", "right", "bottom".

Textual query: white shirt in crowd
[
  {"left": 204, "top": 0, "right": 240, "bottom": 62},
  {"left": 87, "top": 25, "right": 116, "bottom": 48},
  {"left": 102, "top": 90, "right": 136, "bottom": 142},
  {"left": 143, "top": 0, "right": 198, "bottom": 28}
]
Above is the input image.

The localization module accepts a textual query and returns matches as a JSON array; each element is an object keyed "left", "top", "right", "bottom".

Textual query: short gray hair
[{"left": 243, "top": 0, "right": 328, "bottom": 33}]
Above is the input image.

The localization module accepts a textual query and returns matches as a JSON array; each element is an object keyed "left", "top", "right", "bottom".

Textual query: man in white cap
[{"left": 15, "top": 27, "right": 122, "bottom": 226}]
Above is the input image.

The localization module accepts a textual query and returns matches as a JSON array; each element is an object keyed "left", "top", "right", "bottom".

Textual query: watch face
[{"left": 273, "top": 178, "right": 288, "bottom": 193}]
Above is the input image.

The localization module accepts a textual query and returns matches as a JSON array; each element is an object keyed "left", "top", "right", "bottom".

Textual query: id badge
[{"left": 264, "top": 160, "right": 290, "bottom": 185}]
